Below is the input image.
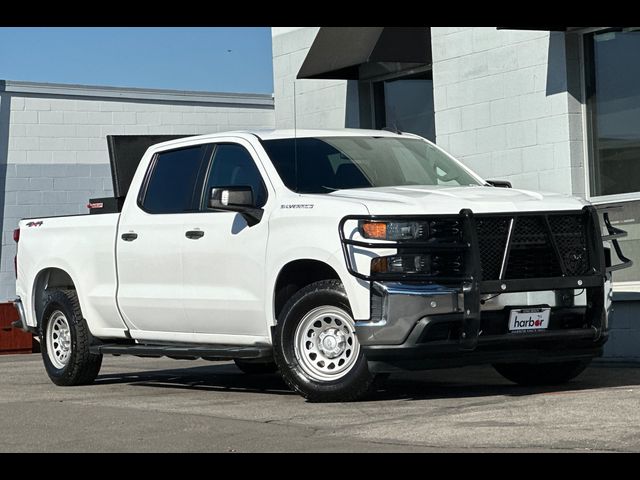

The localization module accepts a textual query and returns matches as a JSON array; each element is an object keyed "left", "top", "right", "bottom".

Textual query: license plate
[{"left": 508, "top": 308, "right": 550, "bottom": 332}]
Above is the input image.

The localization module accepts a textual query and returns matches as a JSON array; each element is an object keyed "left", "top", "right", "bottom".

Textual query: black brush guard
[{"left": 338, "top": 205, "right": 632, "bottom": 351}]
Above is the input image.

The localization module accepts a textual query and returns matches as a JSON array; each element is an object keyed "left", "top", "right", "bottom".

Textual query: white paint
[{"left": 15, "top": 129, "right": 598, "bottom": 348}]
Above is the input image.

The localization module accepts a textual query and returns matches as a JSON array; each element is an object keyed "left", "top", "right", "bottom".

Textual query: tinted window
[
  {"left": 142, "top": 146, "right": 205, "bottom": 214},
  {"left": 261, "top": 136, "right": 480, "bottom": 194},
  {"left": 586, "top": 30, "right": 640, "bottom": 197},
  {"left": 584, "top": 30, "right": 640, "bottom": 283},
  {"left": 107, "top": 134, "right": 192, "bottom": 197},
  {"left": 205, "top": 144, "right": 267, "bottom": 208},
  {"left": 382, "top": 78, "right": 435, "bottom": 141}
]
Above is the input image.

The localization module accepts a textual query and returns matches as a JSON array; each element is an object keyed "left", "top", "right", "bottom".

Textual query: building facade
[
  {"left": 0, "top": 80, "right": 275, "bottom": 302},
  {"left": 272, "top": 26, "right": 640, "bottom": 360}
]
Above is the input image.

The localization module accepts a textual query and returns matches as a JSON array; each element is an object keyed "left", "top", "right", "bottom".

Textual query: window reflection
[{"left": 587, "top": 30, "right": 640, "bottom": 197}]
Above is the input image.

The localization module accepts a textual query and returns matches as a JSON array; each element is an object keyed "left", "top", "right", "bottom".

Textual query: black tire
[
  {"left": 493, "top": 359, "right": 591, "bottom": 386},
  {"left": 234, "top": 359, "right": 278, "bottom": 374},
  {"left": 273, "top": 280, "right": 374, "bottom": 402},
  {"left": 40, "top": 289, "right": 102, "bottom": 386}
]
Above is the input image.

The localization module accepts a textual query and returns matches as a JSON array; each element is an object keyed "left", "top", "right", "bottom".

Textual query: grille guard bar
[
  {"left": 338, "top": 206, "right": 631, "bottom": 350},
  {"left": 338, "top": 206, "right": 630, "bottom": 286},
  {"left": 596, "top": 204, "right": 634, "bottom": 273}
]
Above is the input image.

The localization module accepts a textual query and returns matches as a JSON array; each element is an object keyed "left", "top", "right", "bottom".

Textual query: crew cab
[{"left": 12, "top": 129, "right": 631, "bottom": 402}]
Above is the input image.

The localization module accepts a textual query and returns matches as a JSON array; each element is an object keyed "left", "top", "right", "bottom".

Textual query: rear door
[{"left": 116, "top": 144, "right": 209, "bottom": 335}]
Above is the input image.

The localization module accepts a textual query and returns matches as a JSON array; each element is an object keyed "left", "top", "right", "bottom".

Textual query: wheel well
[
  {"left": 274, "top": 260, "right": 340, "bottom": 320},
  {"left": 33, "top": 268, "right": 76, "bottom": 328}
]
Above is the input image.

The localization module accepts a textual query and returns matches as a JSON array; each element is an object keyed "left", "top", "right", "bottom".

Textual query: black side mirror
[
  {"left": 209, "top": 186, "right": 263, "bottom": 226},
  {"left": 486, "top": 179, "right": 512, "bottom": 188}
]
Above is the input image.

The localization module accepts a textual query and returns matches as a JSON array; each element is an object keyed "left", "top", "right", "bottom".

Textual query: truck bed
[{"left": 15, "top": 213, "right": 128, "bottom": 338}]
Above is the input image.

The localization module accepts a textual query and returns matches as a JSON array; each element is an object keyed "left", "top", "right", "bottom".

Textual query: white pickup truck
[{"left": 12, "top": 129, "right": 631, "bottom": 402}]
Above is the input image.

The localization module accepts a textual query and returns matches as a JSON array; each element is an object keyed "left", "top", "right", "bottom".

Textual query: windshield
[{"left": 261, "top": 136, "right": 483, "bottom": 194}]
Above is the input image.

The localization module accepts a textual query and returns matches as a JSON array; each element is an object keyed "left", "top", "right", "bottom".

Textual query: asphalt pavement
[{"left": 1, "top": 354, "right": 639, "bottom": 452}]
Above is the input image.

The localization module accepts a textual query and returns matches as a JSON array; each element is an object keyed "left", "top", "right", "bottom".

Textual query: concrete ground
[{"left": 1, "top": 354, "right": 639, "bottom": 452}]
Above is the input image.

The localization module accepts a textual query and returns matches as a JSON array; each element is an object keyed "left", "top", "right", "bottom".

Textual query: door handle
[
  {"left": 185, "top": 230, "right": 205, "bottom": 239},
  {"left": 121, "top": 233, "right": 138, "bottom": 242}
]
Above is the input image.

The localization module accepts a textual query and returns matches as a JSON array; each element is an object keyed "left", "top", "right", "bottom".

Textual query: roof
[
  {"left": 249, "top": 128, "right": 416, "bottom": 140},
  {"left": 0, "top": 79, "right": 274, "bottom": 108},
  {"left": 146, "top": 128, "right": 423, "bottom": 151}
]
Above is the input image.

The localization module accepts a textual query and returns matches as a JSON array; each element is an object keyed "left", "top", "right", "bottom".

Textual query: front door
[
  {"left": 181, "top": 141, "right": 271, "bottom": 341},
  {"left": 116, "top": 144, "right": 208, "bottom": 335}
]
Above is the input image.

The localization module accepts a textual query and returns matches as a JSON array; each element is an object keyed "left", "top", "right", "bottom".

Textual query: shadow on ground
[
  {"left": 95, "top": 362, "right": 294, "bottom": 396},
  {"left": 92, "top": 361, "right": 640, "bottom": 402}
]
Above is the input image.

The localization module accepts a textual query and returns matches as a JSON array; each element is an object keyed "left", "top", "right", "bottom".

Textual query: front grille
[
  {"left": 476, "top": 213, "right": 591, "bottom": 280},
  {"left": 548, "top": 214, "right": 590, "bottom": 276},
  {"left": 476, "top": 217, "right": 510, "bottom": 279},
  {"left": 506, "top": 216, "right": 562, "bottom": 279}
]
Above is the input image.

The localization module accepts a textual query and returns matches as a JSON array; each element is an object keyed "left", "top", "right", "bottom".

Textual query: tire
[
  {"left": 493, "top": 359, "right": 591, "bottom": 386},
  {"left": 234, "top": 359, "right": 278, "bottom": 374},
  {"left": 40, "top": 289, "right": 102, "bottom": 386},
  {"left": 273, "top": 280, "right": 374, "bottom": 402}
]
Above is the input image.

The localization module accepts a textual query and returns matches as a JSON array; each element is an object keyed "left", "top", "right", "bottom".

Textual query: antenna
[{"left": 293, "top": 79, "right": 299, "bottom": 192}]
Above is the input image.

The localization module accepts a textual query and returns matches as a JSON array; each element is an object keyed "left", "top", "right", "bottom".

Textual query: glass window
[
  {"left": 107, "top": 134, "right": 192, "bottom": 197},
  {"left": 142, "top": 146, "right": 205, "bottom": 214},
  {"left": 586, "top": 30, "right": 640, "bottom": 197},
  {"left": 205, "top": 143, "right": 267, "bottom": 208},
  {"left": 585, "top": 29, "right": 640, "bottom": 283},
  {"left": 366, "top": 72, "right": 435, "bottom": 141},
  {"left": 261, "top": 136, "right": 481, "bottom": 194},
  {"left": 382, "top": 78, "right": 435, "bottom": 141}
]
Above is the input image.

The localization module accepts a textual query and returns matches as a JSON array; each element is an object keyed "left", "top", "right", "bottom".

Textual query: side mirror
[
  {"left": 486, "top": 179, "right": 512, "bottom": 188},
  {"left": 209, "top": 186, "right": 263, "bottom": 226}
]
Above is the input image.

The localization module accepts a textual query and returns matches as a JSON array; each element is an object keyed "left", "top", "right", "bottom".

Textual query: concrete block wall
[
  {"left": 604, "top": 293, "right": 640, "bottom": 362},
  {"left": 272, "top": 27, "right": 358, "bottom": 129},
  {"left": 0, "top": 83, "right": 274, "bottom": 301},
  {"left": 431, "top": 27, "right": 583, "bottom": 194}
]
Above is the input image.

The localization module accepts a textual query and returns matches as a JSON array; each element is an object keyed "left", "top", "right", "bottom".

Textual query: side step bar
[{"left": 90, "top": 343, "right": 272, "bottom": 361}]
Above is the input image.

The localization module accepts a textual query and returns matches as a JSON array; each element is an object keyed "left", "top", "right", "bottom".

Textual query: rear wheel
[
  {"left": 493, "top": 359, "right": 591, "bottom": 386},
  {"left": 234, "top": 359, "right": 278, "bottom": 374},
  {"left": 273, "top": 280, "right": 374, "bottom": 402},
  {"left": 40, "top": 290, "right": 102, "bottom": 386}
]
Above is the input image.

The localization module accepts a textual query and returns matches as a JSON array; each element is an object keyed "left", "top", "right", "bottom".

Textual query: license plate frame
[{"left": 508, "top": 307, "right": 551, "bottom": 333}]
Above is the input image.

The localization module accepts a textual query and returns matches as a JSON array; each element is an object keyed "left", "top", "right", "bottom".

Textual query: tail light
[{"left": 13, "top": 228, "right": 19, "bottom": 278}]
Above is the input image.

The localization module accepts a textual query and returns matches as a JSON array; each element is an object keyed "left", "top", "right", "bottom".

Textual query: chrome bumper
[
  {"left": 355, "top": 282, "right": 461, "bottom": 346},
  {"left": 11, "top": 298, "right": 30, "bottom": 333}
]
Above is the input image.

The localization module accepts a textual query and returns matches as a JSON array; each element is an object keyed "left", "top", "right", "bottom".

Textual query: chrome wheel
[
  {"left": 46, "top": 310, "right": 71, "bottom": 369},
  {"left": 293, "top": 306, "right": 360, "bottom": 382}
]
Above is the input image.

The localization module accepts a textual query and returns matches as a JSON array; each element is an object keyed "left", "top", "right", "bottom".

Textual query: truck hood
[{"left": 323, "top": 185, "right": 588, "bottom": 215}]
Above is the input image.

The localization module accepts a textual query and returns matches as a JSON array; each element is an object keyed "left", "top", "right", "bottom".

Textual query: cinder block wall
[
  {"left": 272, "top": 27, "right": 358, "bottom": 129},
  {"left": 0, "top": 83, "right": 275, "bottom": 301},
  {"left": 431, "top": 27, "right": 584, "bottom": 195}
]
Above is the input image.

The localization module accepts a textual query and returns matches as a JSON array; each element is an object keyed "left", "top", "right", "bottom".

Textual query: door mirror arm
[{"left": 208, "top": 186, "right": 264, "bottom": 226}]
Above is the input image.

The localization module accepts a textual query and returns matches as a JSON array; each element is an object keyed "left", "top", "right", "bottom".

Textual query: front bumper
[
  {"left": 355, "top": 281, "right": 608, "bottom": 372},
  {"left": 340, "top": 206, "right": 631, "bottom": 371}
]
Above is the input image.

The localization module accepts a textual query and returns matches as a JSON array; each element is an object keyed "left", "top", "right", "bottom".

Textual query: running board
[{"left": 90, "top": 343, "right": 272, "bottom": 361}]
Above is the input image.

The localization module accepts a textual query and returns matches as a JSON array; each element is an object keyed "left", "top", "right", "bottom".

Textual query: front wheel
[
  {"left": 493, "top": 359, "right": 591, "bottom": 386},
  {"left": 273, "top": 280, "right": 374, "bottom": 402},
  {"left": 40, "top": 289, "right": 102, "bottom": 386}
]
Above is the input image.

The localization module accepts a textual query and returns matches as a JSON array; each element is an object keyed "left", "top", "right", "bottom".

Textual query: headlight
[
  {"left": 371, "top": 253, "right": 463, "bottom": 276},
  {"left": 371, "top": 254, "right": 432, "bottom": 274},
  {"left": 359, "top": 220, "right": 430, "bottom": 241}
]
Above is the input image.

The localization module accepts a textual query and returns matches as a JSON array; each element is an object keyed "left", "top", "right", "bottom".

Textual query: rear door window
[{"left": 142, "top": 145, "right": 206, "bottom": 214}]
